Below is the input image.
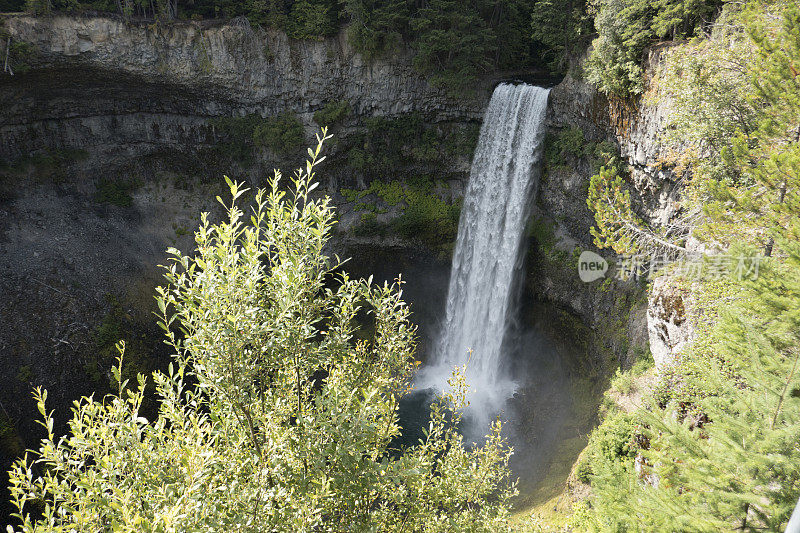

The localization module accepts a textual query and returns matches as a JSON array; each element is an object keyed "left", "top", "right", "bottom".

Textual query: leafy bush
[
  {"left": 6, "top": 135, "right": 517, "bottom": 531},
  {"left": 95, "top": 178, "right": 140, "bottom": 207},
  {"left": 590, "top": 411, "right": 640, "bottom": 463},
  {"left": 253, "top": 111, "right": 305, "bottom": 154},
  {"left": 349, "top": 178, "right": 461, "bottom": 252},
  {"left": 544, "top": 126, "right": 586, "bottom": 169},
  {"left": 352, "top": 211, "right": 385, "bottom": 237},
  {"left": 0, "top": 36, "right": 38, "bottom": 74},
  {"left": 609, "top": 367, "right": 636, "bottom": 395},
  {"left": 210, "top": 112, "right": 305, "bottom": 161},
  {"left": 543, "top": 128, "right": 620, "bottom": 176},
  {"left": 346, "top": 114, "right": 478, "bottom": 177},
  {"left": 575, "top": 455, "right": 593, "bottom": 484},
  {"left": 209, "top": 113, "right": 264, "bottom": 163},
  {"left": 573, "top": 411, "right": 641, "bottom": 487}
]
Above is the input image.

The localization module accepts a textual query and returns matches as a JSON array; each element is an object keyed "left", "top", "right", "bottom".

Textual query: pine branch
[{"left": 770, "top": 347, "right": 800, "bottom": 430}]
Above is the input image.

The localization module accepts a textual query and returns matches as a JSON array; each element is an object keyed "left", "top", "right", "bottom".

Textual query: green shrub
[
  {"left": 345, "top": 114, "right": 477, "bottom": 176},
  {"left": 526, "top": 215, "right": 556, "bottom": 248},
  {"left": 352, "top": 211, "right": 385, "bottom": 237},
  {"left": 575, "top": 452, "right": 594, "bottom": 483},
  {"left": 347, "top": 148, "right": 368, "bottom": 170},
  {"left": 573, "top": 412, "right": 640, "bottom": 488},
  {"left": 3, "top": 38, "right": 38, "bottom": 74},
  {"left": 84, "top": 295, "right": 154, "bottom": 393},
  {"left": 544, "top": 126, "right": 587, "bottom": 170},
  {"left": 208, "top": 114, "right": 263, "bottom": 163},
  {"left": 210, "top": 112, "right": 305, "bottom": 161},
  {"left": 6, "top": 139, "right": 517, "bottom": 530},
  {"left": 346, "top": 178, "right": 461, "bottom": 252},
  {"left": 313, "top": 100, "right": 351, "bottom": 126},
  {"left": 589, "top": 411, "right": 640, "bottom": 463},
  {"left": 253, "top": 111, "right": 305, "bottom": 154},
  {"left": 610, "top": 367, "right": 636, "bottom": 395},
  {"left": 95, "top": 178, "right": 140, "bottom": 207}
]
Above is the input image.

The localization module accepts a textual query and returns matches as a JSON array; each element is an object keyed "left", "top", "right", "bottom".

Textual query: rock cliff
[
  {"left": 0, "top": 14, "right": 484, "bottom": 469},
  {"left": 0, "top": 14, "right": 687, "bottom": 490},
  {"left": 531, "top": 50, "right": 686, "bottom": 368},
  {"left": 1, "top": 14, "right": 483, "bottom": 159}
]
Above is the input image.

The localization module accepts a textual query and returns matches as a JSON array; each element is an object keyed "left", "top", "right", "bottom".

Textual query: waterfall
[{"left": 419, "top": 83, "right": 550, "bottom": 418}]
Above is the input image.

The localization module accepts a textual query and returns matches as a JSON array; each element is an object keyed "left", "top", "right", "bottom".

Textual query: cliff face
[
  {"left": 531, "top": 52, "right": 684, "bottom": 367},
  {"left": 0, "top": 14, "right": 685, "bottom": 468},
  {"left": 2, "top": 14, "right": 483, "bottom": 114},
  {"left": 1, "top": 14, "right": 483, "bottom": 160},
  {"left": 0, "top": 14, "right": 486, "bottom": 466}
]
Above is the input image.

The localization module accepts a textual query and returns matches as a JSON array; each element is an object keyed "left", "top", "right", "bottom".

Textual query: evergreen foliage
[
  {"left": 586, "top": 0, "right": 722, "bottom": 96},
  {"left": 586, "top": 155, "right": 687, "bottom": 256},
  {"left": 409, "top": 0, "right": 496, "bottom": 95},
  {"left": 0, "top": 0, "right": 24, "bottom": 11},
  {"left": 313, "top": 99, "right": 351, "bottom": 127},
  {"left": 242, "top": 0, "right": 289, "bottom": 29},
  {"left": 586, "top": 164, "right": 642, "bottom": 254},
  {"left": 5, "top": 134, "right": 517, "bottom": 531},
  {"left": 339, "top": 0, "right": 409, "bottom": 60},
  {"left": 578, "top": 3, "right": 800, "bottom": 530},
  {"left": 285, "top": 0, "right": 338, "bottom": 38},
  {"left": 530, "top": 0, "right": 593, "bottom": 73}
]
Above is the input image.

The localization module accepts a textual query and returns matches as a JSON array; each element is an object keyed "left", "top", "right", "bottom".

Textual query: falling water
[{"left": 418, "top": 83, "right": 550, "bottom": 421}]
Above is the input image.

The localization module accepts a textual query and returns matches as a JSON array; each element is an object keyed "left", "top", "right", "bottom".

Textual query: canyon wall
[
  {"left": 533, "top": 49, "right": 686, "bottom": 368},
  {"left": 1, "top": 14, "right": 484, "bottom": 161},
  {"left": 0, "top": 14, "right": 687, "bottom": 486},
  {"left": 0, "top": 14, "right": 484, "bottom": 467}
]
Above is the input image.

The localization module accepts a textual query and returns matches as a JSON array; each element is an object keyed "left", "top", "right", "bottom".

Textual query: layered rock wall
[{"left": 533, "top": 52, "right": 686, "bottom": 367}]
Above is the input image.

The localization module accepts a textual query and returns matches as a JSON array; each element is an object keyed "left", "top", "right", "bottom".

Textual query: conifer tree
[
  {"left": 339, "top": 0, "right": 408, "bottom": 60},
  {"left": 410, "top": 0, "right": 496, "bottom": 94},
  {"left": 530, "top": 0, "right": 592, "bottom": 74}
]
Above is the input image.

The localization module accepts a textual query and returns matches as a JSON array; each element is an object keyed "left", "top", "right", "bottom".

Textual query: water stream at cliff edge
[{"left": 416, "top": 83, "right": 550, "bottom": 432}]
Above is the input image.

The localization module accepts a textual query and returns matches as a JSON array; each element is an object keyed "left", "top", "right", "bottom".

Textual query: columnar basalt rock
[
  {"left": 534, "top": 56, "right": 688, "bottom": 367},
  {"left": 1, "top": 14, "right": 484, "bottom": 119}
]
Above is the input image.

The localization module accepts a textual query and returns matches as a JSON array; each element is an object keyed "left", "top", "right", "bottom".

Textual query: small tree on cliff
[{"left": 6, "top": 131, "right": 516, "bottom": 532}]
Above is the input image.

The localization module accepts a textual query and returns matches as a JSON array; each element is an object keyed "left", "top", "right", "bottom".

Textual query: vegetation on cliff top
[{"left": 586, "top": 0, "right": 723, "bottom": 96}]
